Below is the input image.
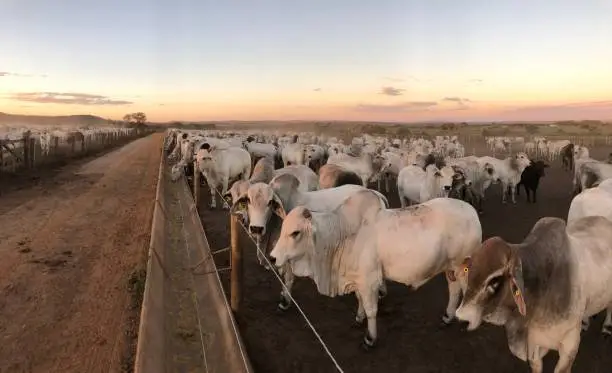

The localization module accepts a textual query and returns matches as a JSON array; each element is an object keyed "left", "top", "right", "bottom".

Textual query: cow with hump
[
  {"left": 270, "top": 197, "right": 482, "bottom": 349},
  {"left": 230, "top": 174, "right": 388, "bottom": 309},
  {"left": 455, "top": 216, "right": 612, "bottom": 373}
]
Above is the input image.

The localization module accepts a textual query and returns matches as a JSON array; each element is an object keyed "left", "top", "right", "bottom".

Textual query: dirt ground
[
  {"left": 0, "top": 134, "right": 162, "bottom": 373},
  {"left": 196, "top": 143, "right": 612, "bottom": 373}
]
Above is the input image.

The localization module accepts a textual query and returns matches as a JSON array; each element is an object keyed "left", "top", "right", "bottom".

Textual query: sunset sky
[{"left": 1, "top": 0, "right": 611, "bottom": 123}]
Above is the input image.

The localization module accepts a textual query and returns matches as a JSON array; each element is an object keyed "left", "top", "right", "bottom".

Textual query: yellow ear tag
[
  {"left": 514, "top": 289, "right": 521, "bottom": 296},
  {"left": 463, "top": 267, "right": 469, "bottom": 273}
]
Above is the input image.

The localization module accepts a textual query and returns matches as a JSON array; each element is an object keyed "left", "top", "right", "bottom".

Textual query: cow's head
[
  {"left": 426, "top": 164, "right": 454, "bottom": 197},
  {"left": 230, "top": 182, "right": 287, "bottom": 241},
  {"left": 269, "top": 206, "right": 315, "bottom": 276},
  {"left": 455, "top": 237, "right": 526, "bottom": 331},
  {"left": 513, "top": 152, "right": 531, "bottom": 170},
  {"left": 531, "top": 160, "right": 550, "bottom": 177}
]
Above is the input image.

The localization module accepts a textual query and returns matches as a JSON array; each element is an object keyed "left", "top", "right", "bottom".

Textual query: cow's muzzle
[{"left": 249, "top": 225, "right": 264, "bottom": 235}]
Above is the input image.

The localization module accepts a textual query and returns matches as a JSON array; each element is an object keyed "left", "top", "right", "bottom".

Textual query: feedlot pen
[{"left": 191, "top": 142, "right": 612, "bottom": 373}]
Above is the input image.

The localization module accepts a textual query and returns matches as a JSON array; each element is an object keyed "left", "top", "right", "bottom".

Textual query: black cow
[{"left": 516, "top": 160, "right": 549, "bottom": 203}]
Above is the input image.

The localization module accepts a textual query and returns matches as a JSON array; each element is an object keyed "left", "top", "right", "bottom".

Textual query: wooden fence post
[
  {"left": 29, "top": 137, "right": 36, "bottom": 168},
  {"left": 230, "top": 214, "right": 242, "bottom": 313},
  {"left": 193, "top": 162, "right": 201, "bottom": 207},
  {"left": 22, "top": 131, "right": 31, "bottom": 170}
]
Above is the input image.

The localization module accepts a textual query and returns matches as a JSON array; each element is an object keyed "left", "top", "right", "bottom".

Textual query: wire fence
[{"left": 207, "top": 186, "right": 346, "bottom": 373}]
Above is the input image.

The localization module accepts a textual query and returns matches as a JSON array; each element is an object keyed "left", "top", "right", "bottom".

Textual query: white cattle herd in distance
[
  {"left": 0, "top": 125, "right": 138, "bottom": 158},
  {"left": 161, "top": 127, "right": 612, "bottom": 372}
]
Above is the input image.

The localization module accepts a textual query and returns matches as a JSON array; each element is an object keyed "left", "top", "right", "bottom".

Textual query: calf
[
  {"left": 516, "top": 160, "right": 549, "bottom": 203},
  {"left": 455, "top": 217, "right": 612, "bottom": 373}
]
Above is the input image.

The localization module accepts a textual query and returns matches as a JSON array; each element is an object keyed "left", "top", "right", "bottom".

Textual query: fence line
[{"left": 0, "top": 128, "right": 151, "bottom": 174}]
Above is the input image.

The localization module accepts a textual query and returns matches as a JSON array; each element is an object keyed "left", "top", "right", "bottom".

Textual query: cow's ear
[
  {"left": 230, "top": 195, "right": 248, "bottom": 215},
  {"left": 271, "top": 193, "right": 287, "bottom": 220},
  {"left": 508, "top": 254, "right": 527, "bottom": 316}
]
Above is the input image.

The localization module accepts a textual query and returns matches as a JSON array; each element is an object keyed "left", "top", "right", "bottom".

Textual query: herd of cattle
[{"left": 164, "top": 128, "right": 612, "bottom": 373}]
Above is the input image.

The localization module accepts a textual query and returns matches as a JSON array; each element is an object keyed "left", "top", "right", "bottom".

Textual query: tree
[{"left": 123, "top": 112, "right": 147, "bottom": 128}]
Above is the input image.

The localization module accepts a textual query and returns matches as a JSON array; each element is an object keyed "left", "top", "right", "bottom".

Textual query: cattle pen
[
  {"left": 134, "top": 147, "right": 253, "bottom": 373},
  {"left": 179, "top": 132, "right": 612, "bottom": 373},
  {"left": 0, "top": 128, "right": 148, "bottom": 175}
]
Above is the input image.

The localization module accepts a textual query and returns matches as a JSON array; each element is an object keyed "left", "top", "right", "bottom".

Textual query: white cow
[
  {"left": 231, "top": 175, "right": 387, "bottom": 308},
  {"left": 195, "top": 144, "right": 251, "bottom": 209},
  {"left": 270, "top": 197, "right": 482, "bottom": 347},
  {"left": 455, "top": 217, "right": 612, "bottom": 373},
  {"left": 281, "top": 143, "right": 306, "bottom": 167},
  {"left": 397, "top": 164, "right": 455, "bottom": 207},
  {"left": 479, "top": 153, "right": 531, "bottom": 204},
  {"left": 273, "top": 165, "right": 319, "bottom": 192}
]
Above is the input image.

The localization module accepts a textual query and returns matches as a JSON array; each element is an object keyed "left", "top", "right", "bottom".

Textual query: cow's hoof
[
  {"left": 277, "top": 296, "right": 291, "bottom": 311},
  {"left": 440, "top": 313, "right": 455, "bottom": 328},
  {"left": 362, "top": 333, "right": 376, "bottom": 350},
  {"left": 602, "top": 325, "right": 612, "bottom": 338}
]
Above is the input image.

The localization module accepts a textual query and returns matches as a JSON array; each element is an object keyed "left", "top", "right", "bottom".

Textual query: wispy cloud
[
  {"left": 443, "top": 97, "right": 471, "bottom": 104},
  {"left": 313, "top": 88, "right": 322, "bottom": 92},
  {"left": 441, "top": 97, "right": 472, "bottom": 110},
  {"left": 467, "top": 78, "right": 484, "bottom": 85},
  {"left": 380, "top": 86, "right": 405, "bottom": 96},
  {"left": 355, "top": 101, "right": 438, "bottom": 113},
  {"left": 10, "top": 92, "right": 133, "bottom": 106},
  {"left": 0, "top": 71, "right": 47, "bottom": 78}
]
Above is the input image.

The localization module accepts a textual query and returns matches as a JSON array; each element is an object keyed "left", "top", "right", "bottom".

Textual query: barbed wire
[{"left": 208, "top": 186, "right": 345, "bottom": 373}]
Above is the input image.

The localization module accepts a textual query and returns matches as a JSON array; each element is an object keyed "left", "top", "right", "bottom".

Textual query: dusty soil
[
  {"left": 195, "top": 143, "right": 612, "bottom": 373},
  {"left": 0, "top": 134, "right": 163, "bottom": 373}
]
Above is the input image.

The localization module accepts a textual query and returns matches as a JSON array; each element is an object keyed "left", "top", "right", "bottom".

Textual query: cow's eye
[
  {"left": 486, "top": 276, "right": 504, "bottom": 294},
  {"left": 290, "top": 230, "right": 300, "bottom": 238}
]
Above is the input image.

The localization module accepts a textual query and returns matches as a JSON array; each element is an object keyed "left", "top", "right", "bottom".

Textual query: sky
[{"left": 1, "top": 0, "right": 611, "bottom": 123}]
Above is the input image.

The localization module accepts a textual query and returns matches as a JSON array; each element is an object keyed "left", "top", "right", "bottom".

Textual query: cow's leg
[
  {"left": 532, "top": 188, "right": 537, "bottom": 203},
  {"left": 360, "top": 288, "right": 379, "bottom": 349},
  {"left": 602, "top": 307, "right": 612, "bottom": 337},
  {"left": 278, "top": 265, "right": 295, "bottom": 311},
  {"left": 554, "top": 328, "right": 580, "bottom": 373},
  {"left": 355, "top": 292, "right": 366, "bottom": 325},
  {"left": 221, "top": 177, "right": 230, "bottom": 210},
  {"left": 501, "top": 182, "right": 509, "bottom": 204},
  {"left": 527, "top": 345, "right": 546, "bottom": 373},
  {"left": 384, "top": 174, "right": 390, "bottom": 194},
  {"left": 378, "top": 281, "right": 387, "bottom": 299},
  {"left": 581, "top": 316, "right": 590, "bottom": 331},
  {"left": 209, "top": 183, "right": 217, "bottom": 209},
  {"left": 442, "top": 272, "right": 462, "bottom": 325},
  {"left": 398, "top": 190, "right": 406, "bottom": 208},
  {"left": 510, "top": 184, "right": 517, "bottom": 204}
]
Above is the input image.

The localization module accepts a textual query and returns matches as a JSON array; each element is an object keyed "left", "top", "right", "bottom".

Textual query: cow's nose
[
  {"left": 249, "top": 225, "right": 264, "bottom": 235},
  {"left": 444, "top": 185, "right": 451, "bottom": 191}
]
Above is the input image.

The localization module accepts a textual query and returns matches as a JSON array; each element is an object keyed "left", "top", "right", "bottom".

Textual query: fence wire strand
[{"left": 206, "top": 186, "right": 345, "bottom": 373}]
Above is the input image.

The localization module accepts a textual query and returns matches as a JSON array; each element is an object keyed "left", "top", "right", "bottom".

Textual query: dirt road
[{"left": 0, "top": 134, "right": 163, "bottom": 373}]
